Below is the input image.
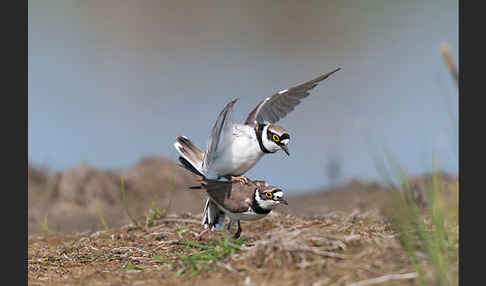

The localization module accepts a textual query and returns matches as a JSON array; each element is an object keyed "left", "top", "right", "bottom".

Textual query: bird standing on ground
[{"left": 177, "top": 154, "right": 288, "bottom": 239}]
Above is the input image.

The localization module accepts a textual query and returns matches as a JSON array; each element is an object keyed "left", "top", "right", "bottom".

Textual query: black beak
[
  {"left": 281, "top": 145, "right": 290, "bottom": 156},
  {"left": 279, "top": 197, "right": 288, "bottom": 205}
]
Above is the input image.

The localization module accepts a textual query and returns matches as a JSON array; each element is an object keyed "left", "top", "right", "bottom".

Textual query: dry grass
[
  {"left": 28, "top": 210, "right": 414, "bottom": 286},
  {"left": 28, "top": 158, "right": 205, "bottom": 233},
  {"left": 28, "top": 160, "right": 458, "bottom": 286}
]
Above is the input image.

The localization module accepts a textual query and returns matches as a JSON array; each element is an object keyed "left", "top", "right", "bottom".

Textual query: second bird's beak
[
  {"left": 279, "top": 197, "right": 289, "bottom": 205},
  {"left": 281, "top": 145, "right": 290, "bottom": 156}
]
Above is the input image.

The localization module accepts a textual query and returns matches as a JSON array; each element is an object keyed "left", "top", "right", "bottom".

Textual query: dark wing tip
[
  {"left": 328, "top": 67, "right": 341, "bottom": 74},
  {"left": 316, "top": 67, "right": 341, "bottom": 82},
  {"left": 327, "top": 67, "right": 341, "bottom": 77},
  {"left": 176, "top": 135, "right": 188, "bottom": 143},
  {"left": 178, "top": 156, "right": 205, "bottom": 178},
  {"left": 221, "top": 98, "right": 239, "bottom": 114}
]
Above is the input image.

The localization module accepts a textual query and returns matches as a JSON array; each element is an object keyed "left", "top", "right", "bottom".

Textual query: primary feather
[{"left": 245, "top": 68, "right": 341, "bottom": 124}]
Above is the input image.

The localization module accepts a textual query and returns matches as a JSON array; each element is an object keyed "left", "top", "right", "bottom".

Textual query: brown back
[{"left": 203, "top": 179, "right": 274, "bottom": 213}]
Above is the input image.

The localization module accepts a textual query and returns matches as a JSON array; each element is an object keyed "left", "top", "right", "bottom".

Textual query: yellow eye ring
[
  {"left": 272, "top": 135, "right": 280, "bottom": 142},
  {"left": 265, "top": 192, "right": 273, "bottom": 199}
]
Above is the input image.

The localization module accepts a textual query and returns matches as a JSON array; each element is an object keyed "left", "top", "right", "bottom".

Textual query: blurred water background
[{"left": 28, "top": 0, "right": 458, "bottom": 193}]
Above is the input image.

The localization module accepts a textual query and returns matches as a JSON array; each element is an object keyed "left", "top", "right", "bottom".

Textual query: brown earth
[
  {"left": 27, "top": 157, "right": 391, "bottom": 234},
  {"left": 28, "top": 157, "right": 458, "bottom": 286},
  {"left": 28, "top": 157, "right": 206, "bottom": 233}
]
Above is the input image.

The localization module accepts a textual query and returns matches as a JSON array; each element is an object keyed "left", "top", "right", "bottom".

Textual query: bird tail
[
  {"left": 175, "top": 136, "right": 226, "bottom": 230},
  {"left": 174, "top": 136, "right": 205, "bottom": 178},
  {"left": 201, "top": 198, "right": 226, "bottom": 230}
]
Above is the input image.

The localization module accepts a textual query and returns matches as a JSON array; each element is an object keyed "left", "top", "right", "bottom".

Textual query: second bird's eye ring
[
  {"left": 265, "top": 192, "right": 273, "bottom": 199},
  {"left": 272, "top": 135, "right": 280, "bottom": 142}
]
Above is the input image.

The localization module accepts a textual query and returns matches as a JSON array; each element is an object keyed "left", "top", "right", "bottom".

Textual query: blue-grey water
[{"left": 28, "top": 0, "right": 458, "bottom": 193}]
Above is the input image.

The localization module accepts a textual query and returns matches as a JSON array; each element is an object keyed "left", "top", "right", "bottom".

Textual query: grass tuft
[
  {"left": 95, "top": 199, "right": 109, "bottom": 230},
  {"left": 120, "top": 176, "right": 139, "bottom": 227},
  {"left": 152, "top": 255, "right": 174, "bottom": 265},
  {"left": 379, "top": 150, "right": 458, "bottom": 286},
  {"left": 145, "top": 162, "right": 178, "bottom": 227},
  {"left": 376, "top": 43, "right": 458, "bottom": 286},
  {"left": 40, "top": 214, "right": 56, "bottom": 235},
  {"left": 121, "top": 265, "right": 144, "bottom": 271},
  {"left": 145, "top": 198, "right": 168, "bottom": 227},
  {"left": 170, "top": 236, "right": 246, "bottom": 277}
]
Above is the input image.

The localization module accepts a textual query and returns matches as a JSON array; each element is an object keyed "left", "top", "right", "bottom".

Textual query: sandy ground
[{"left": 28, "top": 157, "right": 457, "bottom": 285}]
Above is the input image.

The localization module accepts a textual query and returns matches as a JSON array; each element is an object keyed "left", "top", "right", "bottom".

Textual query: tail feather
[
  {"left": 179, "top": 157, "right": 204, "bottom": 178},
  {"left": 202, "top": 198, "right": 226, "bottom": 231},
  {"left": 175, "top": 136, "right": 227, "bottom": 231},
  {"left": 174, "top": 136, "right": 205, "bottom": 177}
]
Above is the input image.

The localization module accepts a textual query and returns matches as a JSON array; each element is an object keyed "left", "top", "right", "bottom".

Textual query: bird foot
[{"left": 229, "top": 175, "right": 249, "bottom": 184}]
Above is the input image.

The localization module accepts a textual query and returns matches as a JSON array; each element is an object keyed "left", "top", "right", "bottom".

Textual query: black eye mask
[{"left": 268, "top": 132, "right": 290, "bottom": 146}]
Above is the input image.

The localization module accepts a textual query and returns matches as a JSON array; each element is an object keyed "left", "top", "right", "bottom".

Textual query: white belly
[
  {"left": 228, "top": 210, "right": 268, "bottom": 221},
  {"left": 221, "top": 205, "right": 268, "bottom": 221},
  {"left": 210, "top": 197, "right": 270, "bottom": 221},
  {"left": 208, "top": 124, "right": 264, "bottom": 178}
]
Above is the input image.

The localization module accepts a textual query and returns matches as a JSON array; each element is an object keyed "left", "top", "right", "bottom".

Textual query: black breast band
[{"left": 255, "top": 124, "right": 272, "bottom": 154}]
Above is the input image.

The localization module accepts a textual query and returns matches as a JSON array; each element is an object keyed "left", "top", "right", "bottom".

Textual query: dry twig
[
  {"left": 440, "top": 43, "right": 458, "bottom": 86},
  {"left": 345, "top": 272, "right": 417, "bottom": 286}
]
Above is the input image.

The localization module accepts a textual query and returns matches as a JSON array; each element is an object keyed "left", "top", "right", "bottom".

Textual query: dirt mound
[
  {"left": 28, "top": 157, "right": 206, "bottom": 233},
  {"left": 28, "top": 159, "right": 458, "bottom": 285},
  {"left": 283, "top": 173, "right": 458, "bottom": 217},
  {"left": 28, "top": 211, "right": 413, "bottom": 286},
  {"left": 28, "top": 156, "right": 458, "bottom": 235}
]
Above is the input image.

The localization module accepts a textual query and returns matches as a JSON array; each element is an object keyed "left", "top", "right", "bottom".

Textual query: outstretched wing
[
  {"left": 245, "top": 68, "right": 341, "bottom": 125},
  {"left": 203, "top": 98, "right": 238, "bottom": 171}
]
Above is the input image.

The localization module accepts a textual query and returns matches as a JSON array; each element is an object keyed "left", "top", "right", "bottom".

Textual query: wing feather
[
  {"left": 204, "top": 180, "right": 256, "bottom": 213},
  {"left": 244, "top": 68, "right": 340, "bottom": 124},
  {"left": 203, "top": 98, "right": 238, "bottom": 170}
]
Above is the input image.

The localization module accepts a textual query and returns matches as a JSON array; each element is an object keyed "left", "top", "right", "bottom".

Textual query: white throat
[{"left": 254, "top": 191, "right": 278, "bottom": 210}]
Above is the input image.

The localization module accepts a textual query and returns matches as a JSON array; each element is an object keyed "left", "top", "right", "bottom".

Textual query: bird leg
[
  {"left": 228, "top": 175, "right": 249, "bottom": 184},
  {"left": 227, "top": 219, "right": 234, "bottom": 231},
  {"left": 232, "top": 220, "right": 242, "bottom": 239}
]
